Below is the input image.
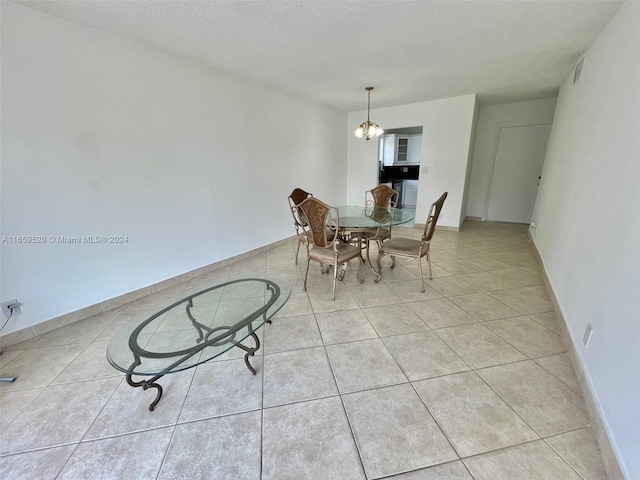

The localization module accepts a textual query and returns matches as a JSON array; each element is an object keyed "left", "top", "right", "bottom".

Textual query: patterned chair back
[{"left": 297, "top": 197, "right": 337, "bottom": 249}]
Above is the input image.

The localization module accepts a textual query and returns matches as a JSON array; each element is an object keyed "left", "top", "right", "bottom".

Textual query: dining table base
[{"left": 338, "top": 230, "right": 382, "bottom": 281}]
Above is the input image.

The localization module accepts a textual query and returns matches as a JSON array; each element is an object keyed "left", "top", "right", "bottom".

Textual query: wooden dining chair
[
  {"left": 361, "top": 184, "right": 399, "bottom": 265},
  {"left": 298, "top": 197, "right": 364, "bottom": 300},
  {"left": 288, "top": 188, "right": 313, "bottom": 265},
  {"left": 376, "top": 192, "right": 447, "bottom": 292}
]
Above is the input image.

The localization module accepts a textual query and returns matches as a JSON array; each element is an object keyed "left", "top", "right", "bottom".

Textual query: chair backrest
[
  {"left": 366, "top": 184, "right": 399, "bottom": 208},
  {"left": 288, "top": 188, "right": 313, "bottom": 228},
  {"left": 297, "top": 197, "right": 337, "bottom": 248},
  {"left": 289, "top": 188, "right": 312, "bottom": 206},
  {"left": 423, "top": 192, "right": 448, "bottom": 242}
]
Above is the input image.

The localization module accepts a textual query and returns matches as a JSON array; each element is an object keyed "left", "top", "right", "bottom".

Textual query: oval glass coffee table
[{"left": 107, "top": 274, "right": 291, "bottom": 411}]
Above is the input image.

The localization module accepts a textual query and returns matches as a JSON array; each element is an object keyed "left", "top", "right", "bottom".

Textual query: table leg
[
  {"left": 368, "top": 240, "right": 382, "bottom": 282},
  {"left": 126, "top": 373, "right": 164, "bottom": 412},
  {"left": 125, "top": 356, "right": 164, "bottom": 411},
  {"left": 232, "top": 330, "right": 261, "bottom": 375},
  {"left": 125, "top": 327, "right": 260, "bottom": 411},
  {"left": 352, "top": 232, "right": 381, "bottom": 281}
]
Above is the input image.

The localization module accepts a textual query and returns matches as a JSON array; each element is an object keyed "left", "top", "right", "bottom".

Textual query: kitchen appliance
[{"left": 392, "top": 180, "right": 404, "bottom": 208}]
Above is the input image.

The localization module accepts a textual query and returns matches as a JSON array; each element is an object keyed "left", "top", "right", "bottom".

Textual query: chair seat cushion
[
  {"left": 381, "top": 237, "right": 423, "bottom": 256},
  {"left": 309, "top": 242, "right": 360, "bottom": 264}
]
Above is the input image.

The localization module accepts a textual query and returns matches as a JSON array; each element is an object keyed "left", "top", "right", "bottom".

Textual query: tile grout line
[
  {"left": 531, "top": 356, "right": 584, "bottom": 395},
  {"left": 259, "top": 316, "right": 268, "bottom": 480},
  {"left": 49, "top": 375, "right": 126, "bottom": 478},
  {"left": 3, "top": 225, "right": 601, "bottom": 478},
  {"left": 469, "top": 362, "right": 590, "bottom": 459},
  {"left": 315, "top": 307, "right": 369, "bottom": 479},
  {"left": 540, "top": 435, "right": 591, "bottom": 480},
  {"left": 406, "top": 372, "right": 464, "bottom": 462}
]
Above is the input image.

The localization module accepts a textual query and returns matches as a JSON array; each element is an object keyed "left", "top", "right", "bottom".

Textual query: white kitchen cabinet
[
  {"left": 382, "top": 134, "right": 396, "bottom": 166},
  {"left": 408, "top": 135, "right": 422, "bottom": 164},
  {"left": 396, "top": 136, "right": 409, "bottom": 163},
  {"left": 381, "top": 134, "right": 422, "bottom": 165},
  {"left": 403, "top": 180, "right": 419, "bottom": 207}
]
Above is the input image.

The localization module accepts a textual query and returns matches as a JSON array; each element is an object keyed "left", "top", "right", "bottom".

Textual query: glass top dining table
[
  {"left": 336, "top": 205, "right": 415, "bottom": 230},
  {"left": 334, "top": 205, "right": 414, "bottom": 280}
]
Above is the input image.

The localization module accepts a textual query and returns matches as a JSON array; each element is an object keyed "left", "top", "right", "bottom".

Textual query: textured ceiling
[{"left": 14, "top": 0, "right": 623, "bottom": 111}]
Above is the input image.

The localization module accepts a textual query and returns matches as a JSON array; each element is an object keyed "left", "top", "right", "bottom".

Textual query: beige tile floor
[{"left": 0, "top": 222, "right": 610, "bottom": 480}]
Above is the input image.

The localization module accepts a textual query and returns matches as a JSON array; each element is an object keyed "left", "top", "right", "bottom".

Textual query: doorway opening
[{"left": 378, "top": 126, "right": 423, "bottom": 209}]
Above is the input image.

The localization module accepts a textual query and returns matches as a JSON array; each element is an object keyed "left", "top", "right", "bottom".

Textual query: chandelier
[{"left": 354, "top": 87, "right": 383, "bottom": 140}]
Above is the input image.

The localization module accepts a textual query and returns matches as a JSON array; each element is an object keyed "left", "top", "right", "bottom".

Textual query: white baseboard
[
  {"left": 0, "top": 236, "right": 292, "bottom": 348},
  {"left": 413, "top": 223, "right": 460, "bottom": 232},
  {"left": 528, "top": 233, "right": 626, "bottom": 480}
]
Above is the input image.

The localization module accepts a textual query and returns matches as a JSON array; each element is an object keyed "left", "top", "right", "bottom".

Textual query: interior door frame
[{"left": 481, "top": 119, "right": 553, "bottom": 222}]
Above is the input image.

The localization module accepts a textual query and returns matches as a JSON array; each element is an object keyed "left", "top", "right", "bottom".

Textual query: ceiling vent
[{"left": 573, "top": 57, "right": 585, "bottom": 84}]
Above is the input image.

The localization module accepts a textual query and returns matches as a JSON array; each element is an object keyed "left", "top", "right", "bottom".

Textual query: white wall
[
  {"left": 0, "top": 3, "right": 347, "bottom": 334},
  {"left": 347, "top": 95, "right": 477, "bottom": 227},
  {"left": 466, "top": 98, "right": 557, "bottom": 218},
  {"left": 459, "top": 97, "right": 480, "bottom": 225},
  {"left": 531, "top": 2, "right": 640, "bottom": 478}
]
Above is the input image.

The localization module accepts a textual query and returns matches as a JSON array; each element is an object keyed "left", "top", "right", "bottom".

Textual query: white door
[{"left": 487, "top": 123, "right": 551, "bottom": 223}]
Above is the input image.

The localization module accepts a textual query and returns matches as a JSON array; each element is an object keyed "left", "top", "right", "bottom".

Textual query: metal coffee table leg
[
  {"left": 232, "top": 330, "right": 261, "bottom": 375},
  {"left": 125, "top": 356, "right": 164, "bottom": 411}
]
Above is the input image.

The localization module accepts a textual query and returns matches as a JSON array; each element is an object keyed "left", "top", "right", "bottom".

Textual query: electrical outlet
[
  {"left": 583, "top": 323, "right": 593, "bottom": 347},
  {"left": 1, "top": 300, "right": 21, "bottom": 319}
]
